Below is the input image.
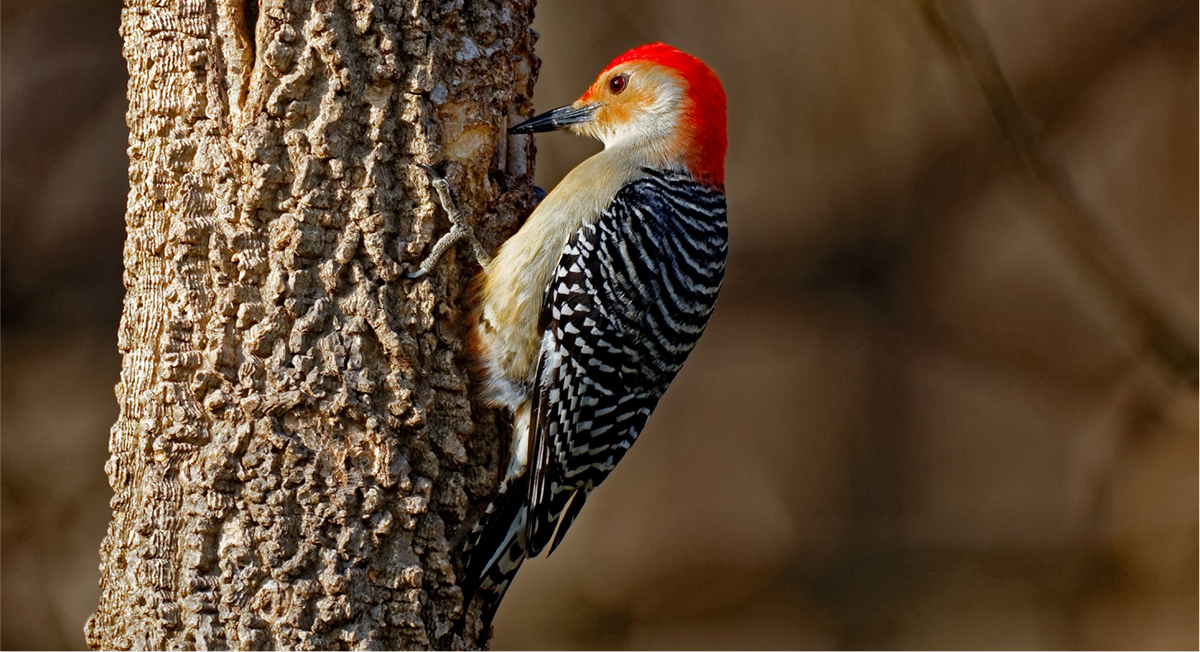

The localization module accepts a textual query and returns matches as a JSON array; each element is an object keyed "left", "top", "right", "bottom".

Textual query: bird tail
[{"left": 459, "top": 472, "right": 531, "bottom": 630}]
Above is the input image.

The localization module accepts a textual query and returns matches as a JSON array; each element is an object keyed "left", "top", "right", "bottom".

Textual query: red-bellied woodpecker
[{"left": 415, "top": 42, "right": 728, "bottom": 629}]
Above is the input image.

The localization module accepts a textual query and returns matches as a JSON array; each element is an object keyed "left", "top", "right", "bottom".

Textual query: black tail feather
[{"left": 459, "top": 474, "right": 531, "bottom": 630}]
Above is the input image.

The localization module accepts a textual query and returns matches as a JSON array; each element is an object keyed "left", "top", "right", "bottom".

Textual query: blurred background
[{"left": 2, "top": 0, "right": 1196, "bottom": 649}]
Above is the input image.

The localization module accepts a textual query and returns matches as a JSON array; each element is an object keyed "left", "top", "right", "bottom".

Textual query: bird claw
[{"left": 409, "top": 164, "right": 492, "bottom": 278}]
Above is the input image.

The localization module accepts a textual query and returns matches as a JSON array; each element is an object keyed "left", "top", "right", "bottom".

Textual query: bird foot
[{"left": 408, "top": 164, "right": 492, "bottom": 279}]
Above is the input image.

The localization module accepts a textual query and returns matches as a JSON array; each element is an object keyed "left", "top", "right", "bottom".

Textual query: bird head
[{"left": 510, "top": 43, "right": 727, "bottom": 189}]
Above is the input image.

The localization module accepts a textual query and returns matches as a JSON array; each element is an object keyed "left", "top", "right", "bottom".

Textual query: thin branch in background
[{"left": 919, "top": 0, "right": 1199, "bottom": 387}]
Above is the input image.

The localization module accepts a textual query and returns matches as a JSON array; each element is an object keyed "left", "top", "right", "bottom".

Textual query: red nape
[{"left": 603, "top": 43, "right": 727, "bottom": 189}]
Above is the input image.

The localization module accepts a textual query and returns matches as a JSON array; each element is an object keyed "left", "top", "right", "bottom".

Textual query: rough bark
[{"left": 86, "top": 0, "right": 538, "bottom": 648}]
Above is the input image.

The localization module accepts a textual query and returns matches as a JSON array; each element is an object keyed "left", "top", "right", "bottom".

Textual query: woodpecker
[{"left": 415, "top": 43, "right": 728, "bottom": 629}]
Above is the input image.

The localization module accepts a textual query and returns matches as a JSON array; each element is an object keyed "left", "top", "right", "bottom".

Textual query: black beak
[{"left": 509, "top": 104, "right": 597, "bottom": 134}]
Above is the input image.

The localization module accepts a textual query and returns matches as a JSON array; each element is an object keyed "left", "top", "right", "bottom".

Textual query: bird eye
[{"left": 608, "top": 74, "right": 627, "bottom": 95}]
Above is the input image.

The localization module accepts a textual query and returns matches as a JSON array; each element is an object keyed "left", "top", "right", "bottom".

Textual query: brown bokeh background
[{"left": 2, "top": 0, "right": 1196, "bottom": 649}]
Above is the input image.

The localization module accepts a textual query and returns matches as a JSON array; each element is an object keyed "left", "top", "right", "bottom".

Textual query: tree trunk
[{"left": 86, "top": 0, "right": 537, "bottom": 648}]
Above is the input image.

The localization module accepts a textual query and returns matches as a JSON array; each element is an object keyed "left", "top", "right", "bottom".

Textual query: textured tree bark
[{"left": 86, "top": 0, "right": 537, "bottom": 648}]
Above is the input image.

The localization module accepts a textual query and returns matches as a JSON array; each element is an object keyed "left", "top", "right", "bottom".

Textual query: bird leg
[{"left": 408, "top": 164, "right": 492, "bottom": 279}]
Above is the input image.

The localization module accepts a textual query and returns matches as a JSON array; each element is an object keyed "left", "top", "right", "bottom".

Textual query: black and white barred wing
[{"left": 525, "top": 169, "right": 728, "bottom": 557}]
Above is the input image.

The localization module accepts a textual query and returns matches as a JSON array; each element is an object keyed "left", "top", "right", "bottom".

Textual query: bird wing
[{"left": 523, "top": 169, "right": 728, "bottom": 557}]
